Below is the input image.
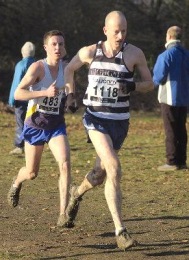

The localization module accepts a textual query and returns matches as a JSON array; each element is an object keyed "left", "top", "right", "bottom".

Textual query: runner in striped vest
[
  {"left": 64, "top": 10, "right": 153, "bottom": 250},
  {"left": 83, "top": 40, "right": 133, "bottom": 120}
]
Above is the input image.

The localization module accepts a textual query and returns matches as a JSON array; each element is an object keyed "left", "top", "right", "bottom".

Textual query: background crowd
[{"left": 0, "top": 0, "right": 189, "bottom": 111}]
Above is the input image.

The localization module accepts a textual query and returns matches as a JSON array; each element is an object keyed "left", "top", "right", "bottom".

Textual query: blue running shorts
[
  {"left": 21, "top": 124, "right": 67, "bottom": 145},
  {"left": 83, "top": 112, "right": 129, "bottom": 150}
]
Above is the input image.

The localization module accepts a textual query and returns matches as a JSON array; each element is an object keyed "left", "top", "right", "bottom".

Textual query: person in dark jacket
[
  {"left": 9, "top": 42, "right": 35, "bottom": 154},
  {"left": 153, "top": 26, "right": 189, "bottom": 171}
]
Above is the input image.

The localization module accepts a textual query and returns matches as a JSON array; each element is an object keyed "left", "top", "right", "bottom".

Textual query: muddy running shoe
[
  {"left": 7, "top": 177, "right": 22, "bottom": 207},
  {"left": 66, "top": 185, "right": 82, "bottom": 224},
  {"left": 57, "top": 213, "right": 74, "bottom": 228},
  {"left": 116, "top": 228, "right": 137, "bottom": 251}
]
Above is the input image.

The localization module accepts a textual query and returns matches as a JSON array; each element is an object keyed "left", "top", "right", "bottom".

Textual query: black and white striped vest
[{"left": 83, "top": 41, "right": 134, "bottom": 120}]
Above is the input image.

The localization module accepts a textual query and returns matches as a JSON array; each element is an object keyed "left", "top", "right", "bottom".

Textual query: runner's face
[
  {"left": 44, "top": 35, "right": 66, "bottom": 60},
  {"left": 104, "top": 16, "right": 127, "bottom": 49}
]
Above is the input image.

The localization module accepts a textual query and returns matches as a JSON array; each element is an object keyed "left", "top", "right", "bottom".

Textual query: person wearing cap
[
  {"left": 153, "top": 26, "right": 189, "bottom": 171},
  {"left": 8, "top": 41, "right": 35, "bottom": 154}
]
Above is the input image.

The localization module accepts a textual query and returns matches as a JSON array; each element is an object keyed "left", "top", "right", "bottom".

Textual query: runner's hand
[
  {"left": 66, "top": 93, "right": 78, "bottom": 113},
  {"left": 46, "top": 80, "right": 59, "bottom": 97},
  {"left": 117, "top": 79, "right": 136, "bottom": 94}
]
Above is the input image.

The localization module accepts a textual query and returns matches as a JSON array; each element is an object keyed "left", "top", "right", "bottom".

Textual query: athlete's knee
[
  {"left": 60, "top": 160, "right": 70, "bottom": 170},
  {"left": 108, "top": 159, "right": 121, "bottom": 178},
  {"left": 29, "top": 164, "right": 40, "bottom": 179},
  {"left": 59, "top": 159, "right": 70, "bottom": 173},
  {"left": 86, "top": 167, "right": 106, "bottom": 187},
  {"left": 28, "top": 170, "right": 38, "bottom": 180}
]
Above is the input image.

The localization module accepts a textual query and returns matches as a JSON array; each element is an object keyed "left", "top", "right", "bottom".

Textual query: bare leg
[
  {"left": 48, "top": 134, "right": 71, "bottom": 215},
  {"left": 77, "top": 156, "right": 106, "bottom": 197},
  {"left": 8, "top": 141, "right": 44, "bottom": 207},
  {"left": 87, "top": 131, "right": 137, "bottom": 250},
  {"left": 70, "top": 129, "right": 124, "bottom": 231},
  {"left": 14, "top": 141, "right": 44, "bottom": 187},
  {"left": 104, "top": 163, "right": 123, "bottom": 231},
  {"left": 89, "top": 130, "right": 124, "bottom": 231},
  {"left": 64, "top": 151, "right": 106, "bottom": 226}
]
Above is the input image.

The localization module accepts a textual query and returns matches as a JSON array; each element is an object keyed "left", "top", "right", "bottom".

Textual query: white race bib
[
  {"left": 87, "top": 79, "right": 119, "bottom": 106},
  {"left": 37, "top": 91, "right": 63, "bottom": 115}
]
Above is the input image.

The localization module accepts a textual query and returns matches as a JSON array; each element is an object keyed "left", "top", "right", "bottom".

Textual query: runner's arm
[
  {"left": 64, "top": 45, "right": 96, "bottom": 95},
  {"left": 14, "top": 62, "right": 59, "bottom": 100},
  {"left": 134, "top": 49, "right": 153, "bottom": 92}
]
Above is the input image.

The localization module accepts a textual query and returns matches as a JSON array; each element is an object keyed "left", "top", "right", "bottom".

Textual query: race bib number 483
[{"left": 37, "top": 92, "right": 62, "bottom": 114}]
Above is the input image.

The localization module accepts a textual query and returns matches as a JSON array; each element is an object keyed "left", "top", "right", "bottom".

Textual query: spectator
[
  {"left": 153, "top": 26, "right": 189, "bottom": 171},
  {"left": 9, "top": 42, "right": 35, "bottom": 155}
]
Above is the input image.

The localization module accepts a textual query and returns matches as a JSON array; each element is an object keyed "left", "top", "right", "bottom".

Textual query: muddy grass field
[{"left": 0, "top": 106, "right": 189, "bottom": 259}]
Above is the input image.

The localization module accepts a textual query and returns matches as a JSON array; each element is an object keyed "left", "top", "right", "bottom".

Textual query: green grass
[{"left": 1, "top": 108, "right": 189, "bottom": 259}]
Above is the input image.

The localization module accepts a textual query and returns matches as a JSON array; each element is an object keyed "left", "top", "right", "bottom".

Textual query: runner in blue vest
[{"left": 7, "top": 30, "right": 74, "bottom": 226}]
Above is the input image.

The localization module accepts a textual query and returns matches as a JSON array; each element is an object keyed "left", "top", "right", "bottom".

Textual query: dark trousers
[
  {"left": 161, "top": 103, "right": 187, "bottom": 166},
  {"left": 14, "top": 101, "right": 28, "bottom": 148}
]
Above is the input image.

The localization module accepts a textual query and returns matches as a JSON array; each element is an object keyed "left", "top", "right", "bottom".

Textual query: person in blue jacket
[
  {"left": 153, "top": 26, "right": 189, "bottom": 171},
  {"left": 8, "top": 42, "right": 35, "bottom": 154}
]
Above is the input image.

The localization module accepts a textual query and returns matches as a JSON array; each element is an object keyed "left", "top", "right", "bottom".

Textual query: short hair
[
  {"left": 43, "top": 30, "right": 64, "bottom": 44},
  {"left": 105, "top": 11, "right": 126, "bottom": 26},
  {"left": 167, "top": 26, "right": 182, "bottom": 40},
  {"left": 21, "top": 41, "right": 35, "bottom": 58}
]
